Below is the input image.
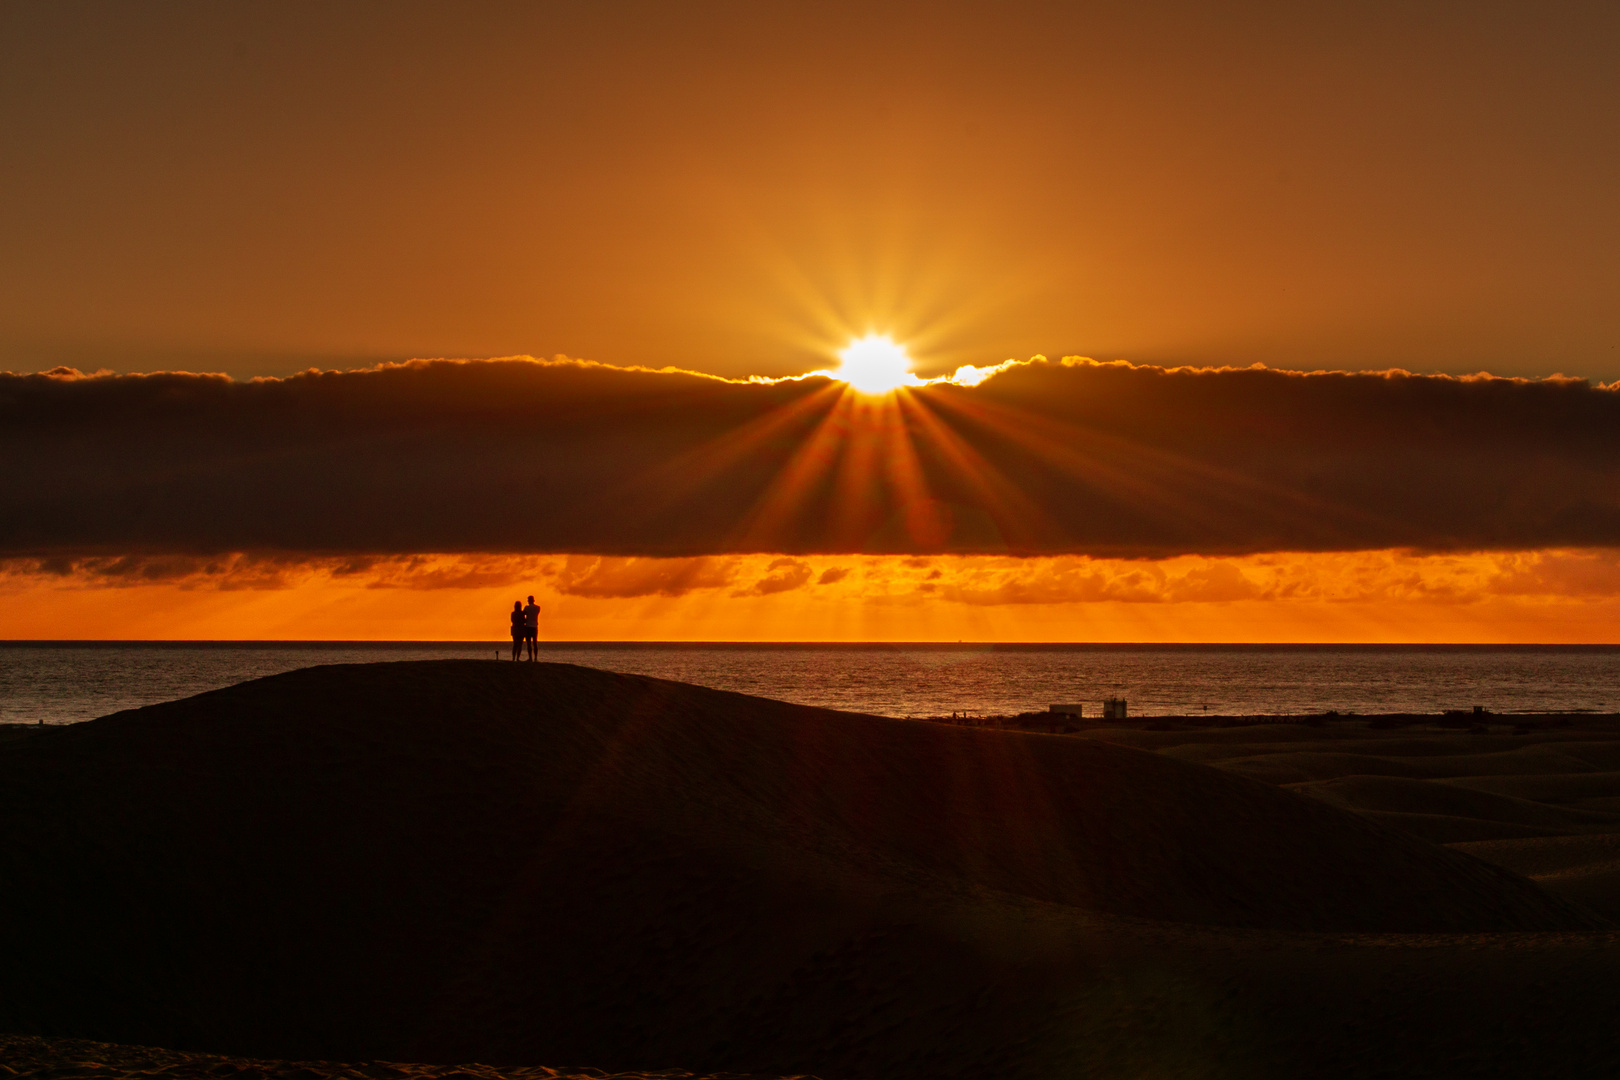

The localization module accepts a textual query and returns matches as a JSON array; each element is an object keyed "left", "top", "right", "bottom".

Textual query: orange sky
[
  {"left": 9, "top": 549, "right": 1620, "bottom": 644},
  {"left": 6, "top": 5, "right": 1620, "bottom": 643},
  {"left": 3, "top": 3, "right": 1620, "bottom": 382}
]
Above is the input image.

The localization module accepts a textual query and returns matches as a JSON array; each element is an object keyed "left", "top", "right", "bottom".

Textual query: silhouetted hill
[{"left": 0, "top": 661, "right": 1611, "bottom": 1078}]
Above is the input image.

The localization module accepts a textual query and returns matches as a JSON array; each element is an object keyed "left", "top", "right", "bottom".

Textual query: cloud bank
[
  {"left": 11, "top": 550, "right": 1620, "bottom": 611},
  {"left": 4, "top": 356, "right": 1620, "bottom": 558}
]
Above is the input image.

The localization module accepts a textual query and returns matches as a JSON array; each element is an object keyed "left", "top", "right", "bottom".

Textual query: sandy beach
[{"left": 4, "top": 661, "right": 1620, "bottom": 1079}]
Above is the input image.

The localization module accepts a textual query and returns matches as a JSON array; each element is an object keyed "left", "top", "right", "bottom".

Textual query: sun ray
[
  {"left": 882, "top": 394, "right": 949, "bottom": 548},
  {"left": 896, "top": 390, "right": 1058, "bottom": 551},
  {"left": 840, "top": 387, "right": 947, "bottom": 549},
  {"left": 574, "top": 380, "right": 843, "bottom": 549},
  {"left": 921, "top": 385, "right": 1396, "bottom": 552},
  {"left": 731, "top": 387, "right": 862, "bottom": 550},
  {"left": 828, "top": 392, "right": 891, "bottom": 545}
]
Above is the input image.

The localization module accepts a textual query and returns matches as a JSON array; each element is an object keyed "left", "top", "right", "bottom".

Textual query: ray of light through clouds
[
  {"left": 9, "top": 548, "right": 1620, "bottom": 643},
  {"left": 6, "top": 3, "right": 1620, "bottom": 641},
  {"left": 7, "top": 354, "right": 1620, "bottom": 640}
]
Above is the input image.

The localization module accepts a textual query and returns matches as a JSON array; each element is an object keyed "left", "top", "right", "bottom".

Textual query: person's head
[
  {"left": 527, "top": 595, "right": 535, "bottom": 604},
  {"left": 513, "top": 600, "right": 521, "bottom": 611}
]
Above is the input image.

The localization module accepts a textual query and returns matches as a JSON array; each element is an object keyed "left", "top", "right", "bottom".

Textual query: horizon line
[{"left": 5, "top": 639, "right": 1620, "bottom": 651}]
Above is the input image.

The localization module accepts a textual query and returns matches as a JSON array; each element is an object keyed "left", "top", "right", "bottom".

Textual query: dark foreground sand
[
  {"left": 3, "top": 661, "right": 1620, "bottom": 1079},
  {"left": 0, "top": 1033, "right": 812, "bottom": 1080}
]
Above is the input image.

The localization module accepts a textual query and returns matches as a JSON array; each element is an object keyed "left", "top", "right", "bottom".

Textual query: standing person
[
  {"left": 522, "top": 595, "right": 541, "bottom": 660},
  {"left": 508, "top": 601, "right": 525, "bottom": 661}
]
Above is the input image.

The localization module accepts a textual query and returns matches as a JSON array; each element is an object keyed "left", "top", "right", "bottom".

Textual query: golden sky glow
[
  {"left": 4, "top": 6, "right": 1620, "bottom": 381},
  {"left": 8, "top": 549, "right": 1620, "bottom": 644},
  {"left": 829, "top": 335, "right": 921, "bottom": 395},
  {"left": 7, "top": 9, "right": 1620, "bottom": 643}
]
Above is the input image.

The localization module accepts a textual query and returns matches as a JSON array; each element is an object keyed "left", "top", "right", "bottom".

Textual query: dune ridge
[{"left": 2, "top": 661, "right": 1619, "bottom": 1079}]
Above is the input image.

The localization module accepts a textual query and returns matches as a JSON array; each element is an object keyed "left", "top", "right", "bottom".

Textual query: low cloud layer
[
  {"left": 11, "top": 550, "right": 1620, "bottom": 610},
  {"left": 5, "top": 357, "right": 1620, "bottom": 558}
]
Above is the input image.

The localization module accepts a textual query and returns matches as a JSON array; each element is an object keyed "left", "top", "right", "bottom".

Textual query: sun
[{"left": 834, "top": 335, "right": 922, "bottom": 395}]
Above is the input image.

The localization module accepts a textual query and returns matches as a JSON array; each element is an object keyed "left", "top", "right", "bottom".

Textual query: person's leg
[{"left": 511, "top": 635, "right": 521, "bottom": 660}]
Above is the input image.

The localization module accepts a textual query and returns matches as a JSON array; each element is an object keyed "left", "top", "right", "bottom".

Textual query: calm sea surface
[{"left": 2, "top": 642, "right": 1619, "bottom": 725}]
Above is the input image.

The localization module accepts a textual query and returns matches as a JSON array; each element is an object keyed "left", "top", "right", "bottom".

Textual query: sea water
[{"left": 2, "top": 641, "right": 1619, "bottom": 725}]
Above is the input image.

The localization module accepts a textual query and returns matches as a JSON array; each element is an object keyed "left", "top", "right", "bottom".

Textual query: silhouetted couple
[{"left": 509, "top": 595, "right": 540, "bottom": 660}]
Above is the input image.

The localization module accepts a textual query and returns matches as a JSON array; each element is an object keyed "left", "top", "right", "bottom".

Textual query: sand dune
[
  {"left": 1204, "top": 750, "right": 1434, "bottom": 785},
  {"left": 3, "top": 662, "right": 1620, "bottom": 1079},
  {"left": 1451, "top": 833, "right": 1620, "bottom": 919},
  {"left": 1086, "top": 719, "right": 1620, "bottom": 910},
  {"left": 1196, "top": 744, "right": 1620, "bottom": 785},
  {"left": 1153, "top": 734, "right": 1620, "bottom": 779},
  {"left": 1441, "top": 770, "right": 1620, "bottom": 803},
  {"left": 1287, "top": 774, "right": 1620, "bottom": 836}
]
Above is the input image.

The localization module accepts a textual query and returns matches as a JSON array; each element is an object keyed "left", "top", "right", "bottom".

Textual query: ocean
[{"left": 3, "top": 641, "right": 1619, "bottom": 725}]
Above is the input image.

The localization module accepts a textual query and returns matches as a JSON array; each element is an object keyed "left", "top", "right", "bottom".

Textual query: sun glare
[{"left": 835, "top": 335, "right": 921, "bottom": 395}]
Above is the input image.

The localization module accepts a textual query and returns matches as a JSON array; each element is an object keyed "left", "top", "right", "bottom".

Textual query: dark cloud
[
  {"left": 0, "top": 552, "right": 546, "bottom": 592},
  {"left": 553, "top": 555, "right": 735, "bottom": 598},
  {"left": 817, "top": 567, "right": 851, "bottom": 585},
  {"left": 736, "top": 558, "right": 813, "bottom": 597},
  {"left": 5, "top": 357, "right": 1620, "bottom": 559}
]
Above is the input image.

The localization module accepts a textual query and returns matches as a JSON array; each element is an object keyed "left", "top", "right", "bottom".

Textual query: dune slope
[
  {"left": 1451, "top": 833, "right": 1620, "bottom": 919},
  {"left": 0, "top": 661, "right": 1607, "bottom": 1076},
  {"left": 1098, "top": 721, "right": 1620, "bottom": 869}
]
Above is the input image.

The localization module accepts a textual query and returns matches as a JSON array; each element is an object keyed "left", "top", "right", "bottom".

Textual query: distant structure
[
  {"left": 1049, "top": 703, "right": 1085, "bottom": 718},
  {"left": 1103, "top": 697, "right": 1128, "bottom": 720}
]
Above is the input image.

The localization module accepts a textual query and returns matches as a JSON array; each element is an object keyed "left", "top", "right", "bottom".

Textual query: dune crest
[{"left": 0, "top": 661, "right": 1607, "bottom": 1075}]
